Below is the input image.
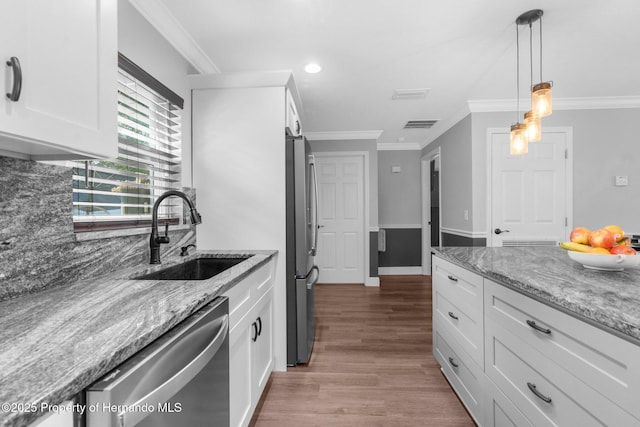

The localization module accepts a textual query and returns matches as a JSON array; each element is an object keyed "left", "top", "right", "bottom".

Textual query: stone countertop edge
[
  {"left": 0, "top": 250, "right": 277, "bottom": 427},
  {"left": 431, "top": 246, "right": 640, "bottom": 346}
]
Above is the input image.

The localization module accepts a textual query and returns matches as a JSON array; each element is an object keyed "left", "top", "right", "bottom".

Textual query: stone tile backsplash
[{"left": 0, "top": 156, "right": 196, "bottom": 301}]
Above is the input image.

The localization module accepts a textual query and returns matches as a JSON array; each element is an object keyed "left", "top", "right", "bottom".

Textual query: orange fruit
[
  {"left": 589, "top": 247, "right": 611, "bottom": 254},
  {"left": 604, "top": 225, "right": 625, "bottom": 242}
]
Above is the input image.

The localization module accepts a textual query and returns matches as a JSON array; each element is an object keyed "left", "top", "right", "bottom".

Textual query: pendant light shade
[
  {"left": 524, "top": 110, "right": 541, "bottom": 142},
  {"left": 532, "top": 82, "right": 552, "bottom": 117},
  {"left": 510, "top": 123, "right": 528, "bottom": 155}
]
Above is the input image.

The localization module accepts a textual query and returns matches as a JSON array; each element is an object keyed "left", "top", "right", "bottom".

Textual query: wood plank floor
[{"left": 249, "top": 275, "right": 476, "bottom": 427}]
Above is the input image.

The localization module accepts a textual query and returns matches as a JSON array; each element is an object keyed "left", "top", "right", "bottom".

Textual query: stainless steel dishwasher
[{"left": 86, "top": 296, "right": 229, "bottom": 427}]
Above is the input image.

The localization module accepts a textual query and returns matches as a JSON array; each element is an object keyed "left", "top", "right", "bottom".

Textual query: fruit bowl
[{"left": 567, "top": 251, "right": 640, "bottom": 271}]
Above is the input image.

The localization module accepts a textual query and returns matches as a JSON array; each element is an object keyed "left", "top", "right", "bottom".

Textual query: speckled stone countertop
[
  {"left": 0, "top": 250, "right": 276, "bottom": 427},
  {"left": 433, "top": 246, "right": 640, "bottom": 345}
]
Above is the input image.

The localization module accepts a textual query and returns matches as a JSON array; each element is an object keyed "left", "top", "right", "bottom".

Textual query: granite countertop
[
  {"left": 433, "top": 246, "right": 640, "bottom": 344},
  {"left": 0, "top": 250, "right": 276, "bottom": 427}
]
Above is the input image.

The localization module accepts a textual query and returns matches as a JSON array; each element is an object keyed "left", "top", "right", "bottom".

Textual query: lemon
[{"left": 604, "top": 225, "right": 625, "bottom": 242}]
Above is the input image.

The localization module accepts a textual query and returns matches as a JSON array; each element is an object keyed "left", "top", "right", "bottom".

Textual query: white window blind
[{"left": 73, "top": 54, "right": 184, "bottom": 231}]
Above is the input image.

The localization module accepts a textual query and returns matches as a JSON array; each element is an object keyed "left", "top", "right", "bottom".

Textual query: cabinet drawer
[
  {"left": 224, "top": 262, "right": 273, "bottom": 330},
  {"left": 486, "top": 316, "right": 640, "bottom": 426},
  {"left": 433, "top": 257, "right": 483, "bottom": 313},
  {"left": 485, "top": 279, "right": 640, "bottom": 420},
  {"left": 433, "top": 285, "right": 483, "bottom": 367},
  {"left": 484, "top": 377, "right": 533, "bottom": 427},
  {"left": 433, "top": 322, "right": 483, "bottom": 425}
]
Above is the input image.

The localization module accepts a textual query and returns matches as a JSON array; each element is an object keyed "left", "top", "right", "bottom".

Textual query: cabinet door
[
  {"left": 252, "top": 291, "right": 274, "bottom": 402},
  {"left": 0, "top": 0, "right": 117, "bottom": 160},
  {"left": 30, "top": 401, "right": 74, "bottom": 427},
  {"left": 229, "top": 322, "right": 253, "bottom": 427}
]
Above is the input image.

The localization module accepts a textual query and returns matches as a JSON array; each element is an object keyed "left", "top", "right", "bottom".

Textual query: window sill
[{"left": 74, "top": 221, "right": 190, "bottom": 242}]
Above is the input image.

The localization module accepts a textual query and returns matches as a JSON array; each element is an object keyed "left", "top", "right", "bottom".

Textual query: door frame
[
  {"left": 485, "top": 126, "right": 574, "bottom": 247},
  {"left": 421, "top": 146, "right": 441, "bottom": 275},
  {"left": 313, "top": 151, "right": 373, "bottom": 286}
]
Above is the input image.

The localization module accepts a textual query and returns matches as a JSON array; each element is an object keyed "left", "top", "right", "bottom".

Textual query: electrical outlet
[{"left": 615, "top": 175, "right": 629, "bottom": 186}]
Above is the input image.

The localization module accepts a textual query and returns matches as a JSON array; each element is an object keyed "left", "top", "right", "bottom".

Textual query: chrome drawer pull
[
  {"left": 526, "top": 320, "right": 551, "bottom": 335},
  {"left": 447, "top": 275, "right": 458, "bottom": 282},
  {"left": 448, "top": 357, "right": 459, "bottom": 368},
  {"left": 448, "top": 311, "right": 459, "bottom": 320},
  {"left": 527, "top": 382, "right": 552, "bottom": 404}
]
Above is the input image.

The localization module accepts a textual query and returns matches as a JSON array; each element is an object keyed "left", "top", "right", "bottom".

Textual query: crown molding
[
  {"left": 305, "top": 130, "right": 383, "bottom": 141},
  {"left": 128, "top": 0, "right": 220, "bottom": 74},
  {"left": 377, "top": 142, "right": 422, "bottom": 151},
  {"left": 468, "top": 96, "right": 640, "bottom": 112}
]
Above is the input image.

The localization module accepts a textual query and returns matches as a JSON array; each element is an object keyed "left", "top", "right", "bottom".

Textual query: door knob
[{"left": 494, "top": 228, "right": 510, "bottom": 235}]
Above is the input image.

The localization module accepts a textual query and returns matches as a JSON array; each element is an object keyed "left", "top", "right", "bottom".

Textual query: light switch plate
[{"left": 615, "top": 175, "right": 629, "bottom": 186}]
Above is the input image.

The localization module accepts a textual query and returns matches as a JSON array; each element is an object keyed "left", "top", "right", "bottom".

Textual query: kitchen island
[
  {"left": 432, "top": 246, "right": 640, "bottom": 426},
  {"left": 433, "top": 246, "right": 640, "bottom": 342},
  {"left": 0, "top": 250, "right": 276, "bottom": 427}
]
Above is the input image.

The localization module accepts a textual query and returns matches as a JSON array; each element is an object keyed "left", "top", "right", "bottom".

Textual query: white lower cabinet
[
  {"left": 224, "top": 260, "right": 275, "bottom": 427},
  {"left": 29, "top": 401, "right": 74, "bottom": 427},
  {"left": 432, "top": 255, "right": 640, "bottom": 427},
  {"left": 484, "top": 279, "right": 640, "bottom": 427},
  {"left": 484, "top": 378, "right": 533, "bottom": 427},
  {"left": 432, "top": 257, "right": 485, "bottom": 425}
]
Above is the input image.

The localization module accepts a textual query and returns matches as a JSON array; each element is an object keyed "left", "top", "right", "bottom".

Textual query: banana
[{"left": 559, "top": 241, "right": 593, "bottom": 253}]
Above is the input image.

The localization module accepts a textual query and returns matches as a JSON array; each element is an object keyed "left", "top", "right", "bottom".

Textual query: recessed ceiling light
[{"left": 304, "top": 63, "right": 322, "bottom": 74}]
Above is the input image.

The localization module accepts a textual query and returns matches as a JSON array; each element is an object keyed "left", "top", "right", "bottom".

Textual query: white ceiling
[{"left": 136, "top": 0, "right": 640, "bottom": 148}]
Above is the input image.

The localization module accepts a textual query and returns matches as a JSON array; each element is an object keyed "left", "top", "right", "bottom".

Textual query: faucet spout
[{"left": 150, "top": 190, "right": 202, "bottom": 264}]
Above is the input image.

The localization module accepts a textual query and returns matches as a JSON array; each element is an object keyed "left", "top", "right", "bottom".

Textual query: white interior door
[
  {"left": 489, "top": 128, "right": 571, "bottom": 247},
  {"left": 315, "top": 155, "right": 364, "bottom": 283}
]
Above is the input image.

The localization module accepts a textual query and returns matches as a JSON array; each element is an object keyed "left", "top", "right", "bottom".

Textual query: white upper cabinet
[{"left": 0, "top": 0, "right": 117, "bottom": 160}]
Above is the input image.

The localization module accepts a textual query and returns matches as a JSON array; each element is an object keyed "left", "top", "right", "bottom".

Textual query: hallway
[{"left": 250, "top": 275, "right": 476, "bottom": 426}]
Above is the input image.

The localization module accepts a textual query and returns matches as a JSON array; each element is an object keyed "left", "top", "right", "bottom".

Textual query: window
[{"left": 73, "top": 53, "right": 184, "bottom": 232}]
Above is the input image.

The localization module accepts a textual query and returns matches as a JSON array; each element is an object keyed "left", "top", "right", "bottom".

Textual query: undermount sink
[{"left": 134, "top": 256, "right": 251, "bottom": 281}]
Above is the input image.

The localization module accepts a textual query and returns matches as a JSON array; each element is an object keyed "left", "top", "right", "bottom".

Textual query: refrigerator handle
[
  {"left": 309, "top": 155, "right": 319, "bottom": 256},
  {"left": 307, "top": 266, "right": 320, "bottom": 290}
]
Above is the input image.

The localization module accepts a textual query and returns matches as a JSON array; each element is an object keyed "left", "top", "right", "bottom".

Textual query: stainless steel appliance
[
  {"left": 86, "top": 297, "right": 229, "bottom": 427},
  {"left": 286, "top": 131, "right": 320, "bottom": 366}
]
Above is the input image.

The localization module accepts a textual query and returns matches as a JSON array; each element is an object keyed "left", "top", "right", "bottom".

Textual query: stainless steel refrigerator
[{"left": 286, "top": 131, "right": 319, "bottom": 366}]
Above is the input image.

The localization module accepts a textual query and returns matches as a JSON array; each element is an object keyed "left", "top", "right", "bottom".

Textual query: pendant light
[
  {"left": 510, "top": 15, "right": 528, "bottom": 154},
  {"left": 510, "top": 123, "right": 528, "bottom": 155}
]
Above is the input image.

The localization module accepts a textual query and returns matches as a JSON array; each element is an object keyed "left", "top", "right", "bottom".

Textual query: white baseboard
[
  {"left": 365, "top": 276, "right": 380, "bottom": 287},
  {"left": 378, "top": 266, "right": 423, "bottom": 275}
]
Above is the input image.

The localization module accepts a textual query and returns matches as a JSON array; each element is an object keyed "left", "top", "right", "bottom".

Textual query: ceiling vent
[
  {"left": 392, "top": 88, "right": 429, "bottom": 100},
  {"left": 403, "top": 120, "right": 438, "bottom": 129}
]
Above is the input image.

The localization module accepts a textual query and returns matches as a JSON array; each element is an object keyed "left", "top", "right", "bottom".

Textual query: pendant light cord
[
  {"left": 529, "top": 23, "right": 533, "bottom": 91},
  {"left": 516, "top": 24, "right": 520, "bottom": 121},
  {"left": 539, "top": 14, "right": 543, "bottom": 83}
]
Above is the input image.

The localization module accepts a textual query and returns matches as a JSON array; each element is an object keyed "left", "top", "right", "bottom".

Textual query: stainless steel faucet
[{"left": 150, "top": 190, "right": 202, "bottom": 264}]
